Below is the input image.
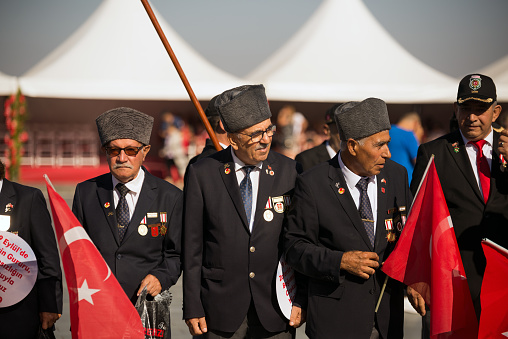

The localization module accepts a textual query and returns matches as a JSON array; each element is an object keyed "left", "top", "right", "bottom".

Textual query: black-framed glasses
[
  {"left": 237, "top": 125, "right": 276, "bottom": 143},
  {"left": 105, "top": 146, "right": 144, "bottom": 157}
]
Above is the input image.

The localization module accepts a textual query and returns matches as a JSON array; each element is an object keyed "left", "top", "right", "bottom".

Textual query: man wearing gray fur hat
[
  {"left": 72, "top": 107, "right": 183, "bottom": 310},
  {"left": 285, "top": 98, "right": 412, "bottom": 339},
  {"left": 183, "top": 85, "right": 305, "bottom": 338}
]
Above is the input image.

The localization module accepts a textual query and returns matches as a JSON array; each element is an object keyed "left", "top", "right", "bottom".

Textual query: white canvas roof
[
  {"left": 247, "top": 0, "right": 458, "bottom": 103},
  {"left": 0, "top": 71, "right": 16, "bottom": 96},
  {"left": 479, "top": 55, "right": 508, "bottom": 102},
  {"left": 19, "top": 0, "right": 243, "bottom": 100}
]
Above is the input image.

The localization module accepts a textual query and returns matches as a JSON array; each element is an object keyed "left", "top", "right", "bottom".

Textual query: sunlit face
[
  {"left": 454, "top": 101, "right": 501, "bottom": 142},
  {"left": 104, "top": 139, "right": 150, "bottom": 183},
  {"left": 229, "top": 119, "right": 273, "bottom": 165},
  {"left": 349, "top": 130, "right": 391, "bottom": 177}
]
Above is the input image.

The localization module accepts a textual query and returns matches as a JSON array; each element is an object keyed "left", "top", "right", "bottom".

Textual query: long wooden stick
[
  {"left": 140, "top": 0, "right": 221, "bottom": 151},
  {"left": 375, "top": 274, "right": 389, "bottom": 313}
]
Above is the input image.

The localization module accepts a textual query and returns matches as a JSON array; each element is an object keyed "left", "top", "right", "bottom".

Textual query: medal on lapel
[
  {"left": 224, "top": 163, "right": 231, "bottom": 174},
  {"left": 160, "top": 212, "right": 167, "bottom": 235},
  {"left": 5, "top": 203, "right": 13, "bottom": 212},
  {"left": 272, "top": 196, "right": 284, "bottom": 213},
  {"left": 264, "top": 210, "right": 273, "bottom": 222},
  {"left": 452, "top": 142, "right": 459, "bottom": 153}
]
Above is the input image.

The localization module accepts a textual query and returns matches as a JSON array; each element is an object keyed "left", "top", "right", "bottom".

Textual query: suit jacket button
[
  {"left": 249, "top": 272, "right": 255, "bottom": 278},
  {"left": 369, "top": 289, "right": 375, "bottom": 295},
  {"left": 116, "top": 254, "right": 122, "bottom": 260},
  {"left": 250, "top": 246, "right": 256, "bottom": 253}
]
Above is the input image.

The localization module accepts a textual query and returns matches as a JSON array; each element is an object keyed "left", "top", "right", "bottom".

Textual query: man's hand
[
  {"left": 185, "top": 317, "right": 208, "bottom": 335},
  {"left": 40, "top": 312, "right": 61, "bottom": 329},
  {"left": 340, "top": 251, "right": 379, "bottom": 279},
  {"left": 137, "top": 274, "right": 162, "bottom": 297},
  {"left": 407, "top": 286, "right": 426, "bottom": 316},
  {"left": 289, "top": 305, "right": 306, "bottom": 328}
]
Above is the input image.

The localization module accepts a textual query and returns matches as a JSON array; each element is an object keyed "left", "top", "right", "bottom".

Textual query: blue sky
[{"left": 1, "top": 0, "right": 507, "bottom": 78}]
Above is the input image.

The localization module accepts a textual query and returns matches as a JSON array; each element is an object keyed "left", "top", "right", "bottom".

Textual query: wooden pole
[{"left": 140, "top": 0, "right": 221, "bottom": 151}]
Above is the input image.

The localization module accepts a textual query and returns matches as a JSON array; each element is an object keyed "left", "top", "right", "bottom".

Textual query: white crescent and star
[{"left": 74, "top": 279, "right": 100, "bottom": 305}]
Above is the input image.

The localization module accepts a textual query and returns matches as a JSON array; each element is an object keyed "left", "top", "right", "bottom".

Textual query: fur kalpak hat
[
  {"left": 96, "top": 107, "right": 154, "bottom": 146},
  {"left": 215, "top": 84, "right": 272, "bottom": 133},
  {"left": 334, "top": 98, "right": 391, "bottom": 141}
]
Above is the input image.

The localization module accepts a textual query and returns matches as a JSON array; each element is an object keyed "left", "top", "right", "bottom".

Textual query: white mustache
[{"left": 113, "top": 164, "right": 133, "bottom": 170}]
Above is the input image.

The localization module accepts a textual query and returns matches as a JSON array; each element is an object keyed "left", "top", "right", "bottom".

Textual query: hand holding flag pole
[{"left": 140, "top": 0, "right": 221, "bottom": 151}]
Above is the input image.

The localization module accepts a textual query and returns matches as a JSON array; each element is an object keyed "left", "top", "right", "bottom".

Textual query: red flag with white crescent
[{"left": 45, "top": 177, "right": 144, "bottom": 339}]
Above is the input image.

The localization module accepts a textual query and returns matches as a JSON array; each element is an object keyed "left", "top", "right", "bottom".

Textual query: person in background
[
  {"left": 0, "top": 160, "right": 63, "bottom": 338},
  {"left": 295, "top": 103, "right": 342, "bottom": 172},
  {"left": 389, "top": 112, "right": 423, "bottom": 180}
]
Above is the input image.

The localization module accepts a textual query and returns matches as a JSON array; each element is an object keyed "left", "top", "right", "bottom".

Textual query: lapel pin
[
  {"left": 5, "top": 203, "right": 13, "bottom": 212},
  {"left": 225, "top": 168, "right": 231, "bottom": 174},
  {"left": 104, "top": 202, "right": 110, "bottom": 208},
  {"left": 107, "top": 211, "right": 114, "bottom": 216},
  {"left": 267, "top": 165, "right": 274, "bottom": 176},
  {"left": 381, "top": 187, "right": 386, "bottom": 194},
  {"left": 381, "top": 178, "right": 386, "bottom": 184},
  {"left": 452, "top": 142, "right": 459, "bottom": 153},
  {"left": 335, "top": 182, "right": 340, "bottom": 188},
  {"left": 338, "top": 188, "right": 345, "bottom": 194}
]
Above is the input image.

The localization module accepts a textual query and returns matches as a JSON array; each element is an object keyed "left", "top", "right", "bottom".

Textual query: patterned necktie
[
  {"left": 469, "top": 139, "right": 491, "bottom": 203},
  {"left": 116, "top": 183, "right": 130, "bottom": 242},
  {"left": 356, "top": 177, "right": 375, "bottom": 247},
  {"left": 240, "top": 166, "right": 255, "bottom": 226}
]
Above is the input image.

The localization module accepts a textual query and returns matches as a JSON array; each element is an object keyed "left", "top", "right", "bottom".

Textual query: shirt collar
[
  {"left": 338, "top": 151, "right": 375, "bottom": 188},
  {"left": 459, "top": 128, "right": 493, "bottom": 146},
  {"left": 112, "top": 168, "right": 145, "bottom": 195},
  {"left": 231, "top": 147, "right": 263, "bottom": 172}
]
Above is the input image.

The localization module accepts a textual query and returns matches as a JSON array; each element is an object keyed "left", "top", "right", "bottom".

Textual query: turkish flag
[
  {"left": 381, "top": 157, "right": 478, "bottom": 339},
  {"left": 479, "top": 239, "right": 508, "bottom": 338},
  {"left": 45, "top": 177, "right": 144, "bottom": 338}
]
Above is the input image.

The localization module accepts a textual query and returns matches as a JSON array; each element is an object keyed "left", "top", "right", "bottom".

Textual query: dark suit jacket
[
  {"left": 72, "top": 168, "right": 182, "bottom": 303},
  {"left": 183, "top": 147, "right": 302, "bottom": 333},
  {"left": 285, "top": 155, "right": 411, "bottom": 339},
  {"left": 294, "top": 141, "right": 332, "bottom": 172},
  {"left": 0, "top": 179, "right": 63, "bottom": 338},
  {"left": 183, "top": 138, "right": 219, "bottom": 186},
  {"left": 411, "top": 129, "right": 508, "bottom": 315}
]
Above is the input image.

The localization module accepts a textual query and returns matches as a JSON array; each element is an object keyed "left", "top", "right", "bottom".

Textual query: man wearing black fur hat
[
  {"left": 183, "top": 85, "right": 304, "bottom": 338},
  {"left": 285, "top": 98, "right": 412, "bottom": 338},
  {"left": 72, "top": 107, "right": 183, "bottom": 306}
]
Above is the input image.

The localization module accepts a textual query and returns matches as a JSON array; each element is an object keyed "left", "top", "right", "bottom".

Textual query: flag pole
[
  {"left": 375, "top": 155, "right": 435, "bottom": 313},
  {"left": 140, "top": 0, "right": 221, "bottom": 151}
]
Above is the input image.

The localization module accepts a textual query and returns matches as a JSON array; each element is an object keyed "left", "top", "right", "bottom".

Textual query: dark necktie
[
  {"left": 116, "top": 183, "right": 130, "bottom": 242},
  {"left": 240, "top": 166, "right": 255, "bottom": 226},
  {"left": 357, "top": 177, "right": 375, "bottom": 247},
  {"left": 468, "top": 139, "right": 491, "bottom": 203}
]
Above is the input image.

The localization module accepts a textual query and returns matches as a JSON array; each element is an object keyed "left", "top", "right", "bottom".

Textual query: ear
[
  {"left": 219, "top": 120, "right": 226, "bottom": 133},
  {"left": 142, "top": 145, "right": 151, "bottom": 161},
  {"left": 228, "top": 133, "right": 239, "bottom": 151},
  {"left": 492, "top": 104, "right": 502, "bottom": 122},
  {"left": 347, "top": 139, "right": 358, "bottom": 156},
  {"left": 323, "top": 124, "right": 330, "bottom": 136}
]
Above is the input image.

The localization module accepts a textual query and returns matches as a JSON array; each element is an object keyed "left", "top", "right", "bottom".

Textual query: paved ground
[{"left": 43, "top": 184, "right": 421, "bottom": 338}]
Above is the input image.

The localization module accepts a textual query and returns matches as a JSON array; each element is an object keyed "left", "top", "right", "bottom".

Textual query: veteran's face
[
  {"left": 104, "top": 139, "right": 150, "bottom": 183},
  {"left": 349, "top": 130, "right": 391, "bottom": 177},
  {"left": 454, "top": 101, "right": 501, "bottom": 142},
  {"left": 229, "top": 119, "right": 273, "bottom": 165}
]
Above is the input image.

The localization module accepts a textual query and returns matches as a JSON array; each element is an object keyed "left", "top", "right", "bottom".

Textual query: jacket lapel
[
  {"left": 446, "top": 132, "right": 484, "bottom": 203},
  {"left": 0, "top": 180, "right": 16, "bottom": 231},
  {"left": 252, "top": 153, "right": 276, "bottom": 233},
  {"left": 95, "top": 174, "right": 119, "bottom": 246},
  {"left": 328, "top": 156, "right": 373, "bottom": 250},
  {"left": 219, "top": 148, "right": 250, "bottom": 232},
  {"left": 123, "top": 170, "right": 157, "bottom": 242},
  {"left": 375, "top": 172, "right": 388, "bottom": 252}
]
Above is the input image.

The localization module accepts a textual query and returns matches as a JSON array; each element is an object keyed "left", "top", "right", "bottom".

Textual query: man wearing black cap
[
  {"left": 295, "top": 104, "right": 341, "bottom": 172},
  {"left": 72, "top": 107, "right": 183, "bottom": 306},
  {"left": 409, "top": 74, "right": 508, "bottom": 333},
  {"left": 285, "top": 98, "right": 412, "bottom": 339},
  {"left": 183, "top": 85, "right": 304, "bottom": 338}
]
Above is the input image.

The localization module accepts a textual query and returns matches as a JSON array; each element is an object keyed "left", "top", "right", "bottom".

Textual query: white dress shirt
[{"left": 112, "top": 169, "right": 145, "bottom": 220}]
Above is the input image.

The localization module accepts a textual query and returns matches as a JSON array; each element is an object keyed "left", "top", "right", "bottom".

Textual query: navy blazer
[
  {"left": 72, "top": 168, "right": 182, "bottom": 303},
  {"left": 0, "top": 179, "right": 63, "bottom": 338},
  {"left": 295, "top": 141, "right": 332, "bottom": 172},
  {"left": 183, "top": 147, "right": 302, "bottom": 333},
  {"left": 285, "top": 155, "right": 411, "bottom": 339}
]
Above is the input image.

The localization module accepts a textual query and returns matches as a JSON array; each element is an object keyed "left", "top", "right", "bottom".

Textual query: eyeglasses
[
  {"left": 237, "top": 125, "right": 276, "bottom": 143},
  {"left": 105, "top": 146, "right": 144, "bottom": 157}
]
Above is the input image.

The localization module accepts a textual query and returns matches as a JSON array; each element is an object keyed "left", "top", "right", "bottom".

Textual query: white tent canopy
[
  {"left": 0, "top": 71, "right": 16, "bottom": 96},
  {"left": 247, "top": 0, "right": 459, "bottom": 103},
  {"left": 479, "top": 55, "right": 508, "bottom": 102},
  {"left": 19, "top": 0, "right": 243, "bottom": 100}
]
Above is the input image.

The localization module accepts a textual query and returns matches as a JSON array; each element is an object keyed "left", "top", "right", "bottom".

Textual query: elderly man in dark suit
[
  {"left": 295, "top": 104, "right": 341, "bottom": 172},
  {"left": 72, "top": 107, "right": 182, "bottom": 306},
  {"left": 184, "top": 85, "right": 304, "bottom": 338},
  {"left": 409, "top": 74, "right": 508, "bottom": 335},
  {"left": 0, "top": 160, "right": 63, "bottom": 338},
  {"left": 285, "top": 98, "right": 412, "bottom": 339}
]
